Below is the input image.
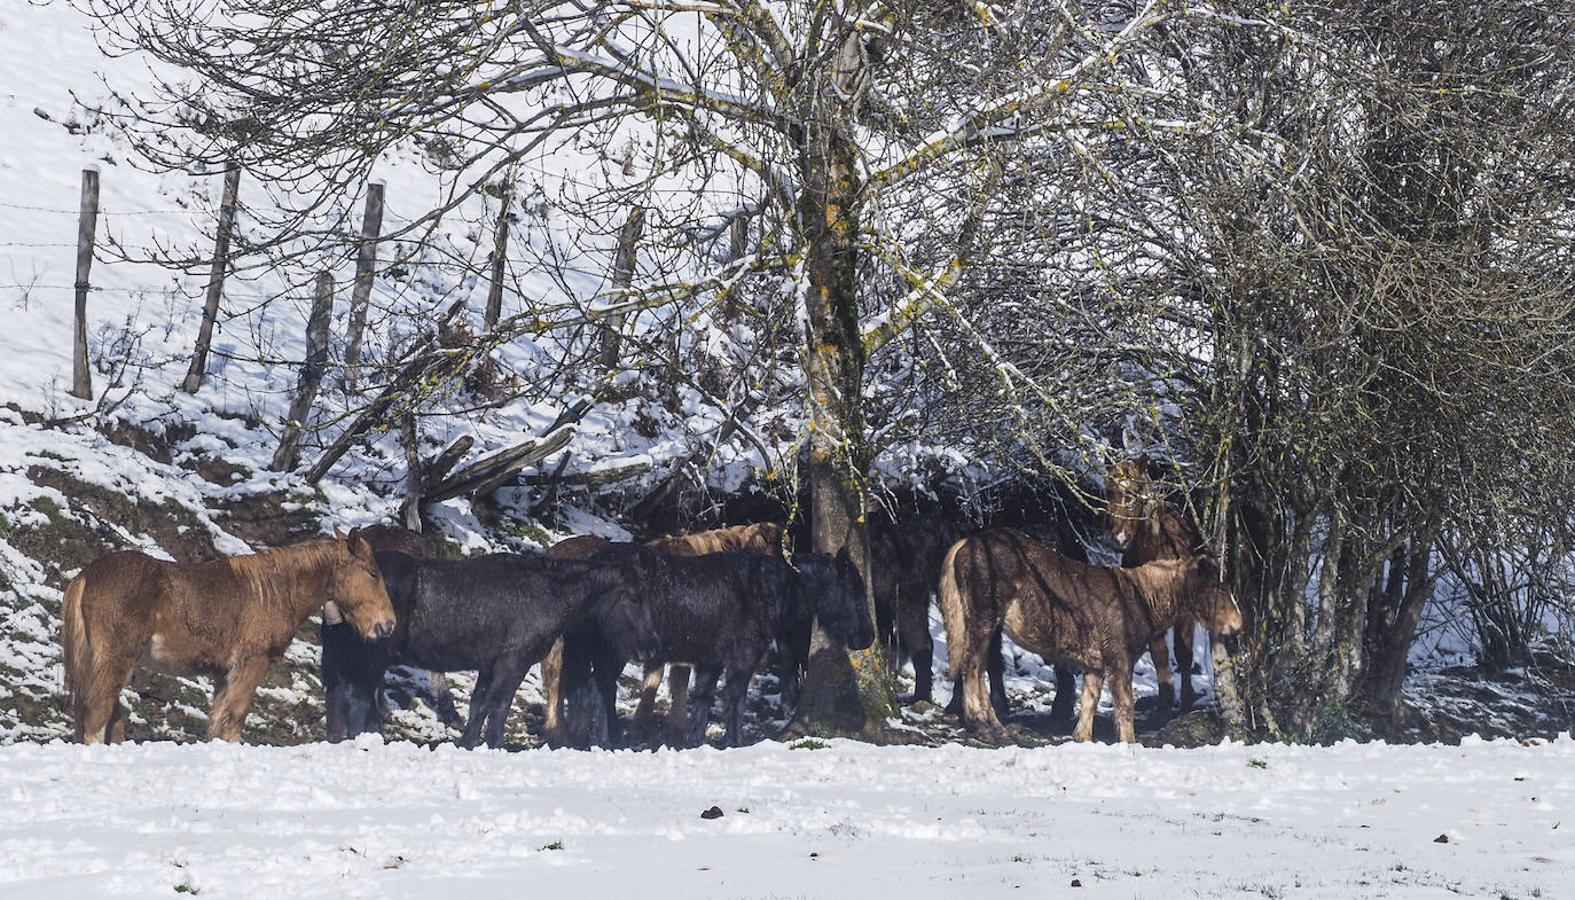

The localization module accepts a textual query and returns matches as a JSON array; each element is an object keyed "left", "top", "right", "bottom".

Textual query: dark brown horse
[
  {"left": 321, "top": 524, "right": 457, "bottom": 740},
  {"left": 1106, "top": 455, "right": 1210, "bottom": 714},
  {"left": 63, "top": 531, "right": 396, "bottom": 744},
  {"left": 938, "top": 528, "right": 1241, "bottom": 742},
  {"left": 540, "top": 522, "right": 788, "bottom": 741}
]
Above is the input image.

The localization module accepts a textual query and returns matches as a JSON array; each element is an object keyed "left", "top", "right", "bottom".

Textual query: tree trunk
[
  {"left": 1365, "top": 524, "right": 1440, "bottom": 724},
  {"left": 786, "top": 110, "right": 898, "bottom": 740}
]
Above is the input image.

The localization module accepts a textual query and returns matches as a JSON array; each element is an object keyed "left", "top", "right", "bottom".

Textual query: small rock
[
  {"left": 700, "top": 805, "right": 724, "bottom": 820},
  {"left": 1433, "top": 833, "right": 1450, "bottom": 844},
  {"left": 1070, "top": 878, "right": 1083, "bottom": 887}
]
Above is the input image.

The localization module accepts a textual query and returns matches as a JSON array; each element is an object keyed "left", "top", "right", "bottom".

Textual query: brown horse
[
  {"left": 1106, "top": 455, "right": 1210, "bottom": 714},
  {"left": 63, "top": 530, "right": 396, "bottom": 744},
  {"left": 937, "top": 528, "right": 1241, "bottom": 743},
  {"left": 540, "top": 522, "right": 788, "bottom": 742}
]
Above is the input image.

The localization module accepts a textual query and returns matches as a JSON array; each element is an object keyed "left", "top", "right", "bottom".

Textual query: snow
[{"left": 0, "top": 736, "right": 1571, "bottom": 898}]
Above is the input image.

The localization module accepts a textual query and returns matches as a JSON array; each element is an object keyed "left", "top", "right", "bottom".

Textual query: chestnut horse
[
  {"left": 540, "top": 522, "right": 788, "bottom": 741},
  {"left": 938, "top": 528, "right": 1241, "bottom": 742},
  {"left": 62, "top": 530, "right": 396, "bottom": 744},
  {"left": 1106, "top": 455, "right": 1210, "bottom": 714}
]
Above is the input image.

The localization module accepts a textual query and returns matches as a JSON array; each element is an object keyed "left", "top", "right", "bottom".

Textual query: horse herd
[{"left": 59, "top": 458, "right": 1244, "bottom": 749}]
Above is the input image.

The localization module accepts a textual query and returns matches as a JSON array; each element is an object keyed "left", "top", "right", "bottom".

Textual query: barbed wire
[{"left": 0, "top": 200, "right": 196, "bottom": 217}]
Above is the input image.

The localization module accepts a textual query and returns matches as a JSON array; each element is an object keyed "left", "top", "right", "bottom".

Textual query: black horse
[
  {"left": 561, "top": 545, "right": 874, "bottom": 749},
  {"left": 321, "top": 551, "right": 643, "bottom": 749},
  {"left": 868, "top": 515, "right": 965, "bottom": 704}
]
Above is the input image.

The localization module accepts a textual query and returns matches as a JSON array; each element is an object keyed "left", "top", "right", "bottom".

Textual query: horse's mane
[{"left": 223, "top": 538, "right": 343, "bottom": 606}]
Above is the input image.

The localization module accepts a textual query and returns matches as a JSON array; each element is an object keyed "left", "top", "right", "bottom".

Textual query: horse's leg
[
  {"left": 899, "top": 592, "right": 934, "bottom": 704},
  {"left": 207, "top": 656, "right": 270, "bottom": 742},
  {"left": 479, "top": 648, "right": 540, "bottom": 750},
  {"left": 875, "top": 587, "right": 898, "bottom": 681},
  {"left": 777, "top": 621, "right": 811, "bottom": 712},
  {"left": 458, "top": 668, "right": 495, "bottom": 749},
  {"left": 325, "top": 677, "right": 349, "bottom": 743},
  {"left": 717, "top": 666, "right": 754, "bottom": 748},
  {"left": 1175, "top": 618, "right": 1198, "bottom": 711},
  {"left": 107, "top": 701, "right": 129, "bottom": 744},
  {"left": 956, "top": 626, "right": 1006, "bottom": 737},
  {"left": 987, "top": 630, "right": 1008, "bottom": 717},
  {"left": 590, "top": 644, "right": 624, "bottom": 748},
  {"left": 1109, "top": 663, "right": 1137, "bottom": 744},
  {"left": 1049, "top": 667, "right": 1077, "bottom": 724},
  {"left": 685, "top": 665, "right": 723, "bottom": 747},
  {"left": 1073, "top": 671, "right": 1104, "bottom": 743},
  {"left": 1152, "top": 633, "right": 1175, "bottom": 716},
  {"left": 428, "top": 670, "right": 462, "bottom": 728},
  {"left": 665, "top": 664, "right": 691, "bottom": 739},
  {"left": 631, "top": 662, "right": 665, "bottom": 729},
  {"left": 80, "top": 652, "right": 137, "bottom": 746},
  {"left": 540, "top": 639, "right": 565, "bottom": 744}
]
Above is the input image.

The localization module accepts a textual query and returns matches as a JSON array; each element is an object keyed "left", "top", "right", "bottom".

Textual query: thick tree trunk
[
  {"left": 1365, "top": 527, "right": 1439, "bottom": 724},
  {"left": 786, "top": 117, "right": 899, "bottom": 741}
]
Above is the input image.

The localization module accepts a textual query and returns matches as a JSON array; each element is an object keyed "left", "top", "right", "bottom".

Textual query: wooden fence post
[
  {"left": 182, "top": 166, "right": 242, "bottom": 394},
  {"left": 484, "top": 180, "right": 514, "bottom": 332},
  {"left": 728, "top": 210, "right": 749, "bottom": 263},
  {"left": 342, "top": 181, "right": 385, "bottom": 391},
  {"left": 723, "top": 210, "right": 750, "bottom": 321},
  {"left": 599, "top": 206, "right": 645, "bottom": 371},
  {"left": 399, "top": 411, "right": 424, "bottom": 532},
  {"left": 71, "top": 167, "right": 99, "bottom": 400},
  {"left": 271, "top": 272, "right": 335, "bottom": 472}
]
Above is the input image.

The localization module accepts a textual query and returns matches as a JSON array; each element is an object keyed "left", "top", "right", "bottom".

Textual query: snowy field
[{"left": 1, "top": 737, "right": 1570, "bottom": 899}]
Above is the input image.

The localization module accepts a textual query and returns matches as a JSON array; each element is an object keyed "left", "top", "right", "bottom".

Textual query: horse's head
[
  {"left": 1105, "top": 454, "right": 1154, "bottom": 550},
  {"left": 1184, "top": 555, "right": 1243, "bottom": 637},
  {"left": 797, "top": 548, "right": 874, "bottom": 651},
  {"left": 328, "top": 528, "right": 398, "bottom": 641}
]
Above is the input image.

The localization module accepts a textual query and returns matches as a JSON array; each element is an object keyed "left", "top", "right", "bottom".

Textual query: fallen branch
[
  {"left": 425, "top": 397, "right": 594, "bottom": 502},
  {"left": 518, "top": 458, "right": 653, "bottom": 486}
]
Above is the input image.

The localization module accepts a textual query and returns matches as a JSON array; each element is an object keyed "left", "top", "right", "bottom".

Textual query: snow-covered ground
[{"left": 1, "top": 737, "right": 1570, "bottom": 899}]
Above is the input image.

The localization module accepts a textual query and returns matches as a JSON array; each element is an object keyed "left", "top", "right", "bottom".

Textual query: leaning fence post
[
  {"left": 271, "top": 272, "right": 335, "bottom": 471},
  {"left": 71, "top": 166, "right": 100, "bottom": 400},
  {"left": 182, "top": 166, "right": 242, "bottom": 394},
  {"left": 484, "top": 179, "right": 514, "bottom": 332},
  {"left": 342, "top": 181, "right": 385, "bottom": 391},
  {"left": 598, "top": 205, "right": 645, "bottom": 371}
]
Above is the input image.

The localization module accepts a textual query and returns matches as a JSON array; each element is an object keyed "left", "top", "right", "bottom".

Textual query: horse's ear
[
  {"left": 1135, "top": 452, "right": 1150, "bottom": 470},
  {"left": 334, "top": 527, "right": 349, "bottom": 541}
]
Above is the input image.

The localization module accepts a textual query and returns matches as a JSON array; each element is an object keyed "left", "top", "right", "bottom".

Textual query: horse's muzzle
[{"left": 373, "top": 619, "right": 397, "bottom": 640}]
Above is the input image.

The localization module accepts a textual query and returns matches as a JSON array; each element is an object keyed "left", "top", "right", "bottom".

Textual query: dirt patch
[
  {"left": 25, "top": 466, "right": 218, "bottom": 568},
  {"left": 100, "top": 419, "right": 197, "bottom": 466},
  {"left": 217, "top": 489, "right": 323, "bottom": 548}
]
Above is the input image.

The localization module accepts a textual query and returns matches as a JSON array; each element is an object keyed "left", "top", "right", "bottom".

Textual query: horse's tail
[
  {"left": 61, "top": 573, "right": 92, "bottom": 742},
  {"left": 937, "top": 537, "right": 971, "bottom": 681}
]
